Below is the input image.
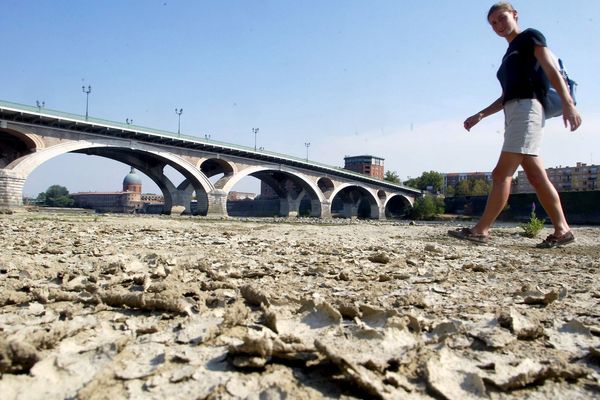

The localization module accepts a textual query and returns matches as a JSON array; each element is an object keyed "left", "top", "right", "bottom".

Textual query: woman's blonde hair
[{"left": 487, "top": 2, "right": 515, "bottom": 19}]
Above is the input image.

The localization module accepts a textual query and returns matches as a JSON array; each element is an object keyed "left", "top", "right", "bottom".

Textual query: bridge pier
[
  {"left": 169, "top": 186, "right": 194, "bottom": 214},
  {"left": 315, "top": 199, "right": 329, "bottom": 218},
  {"left": 379, "top": 205, "right": 387, "bottom": 220},
  {"left": 343, "top": 203, "right": 358, "bottom": 218},
  {"left": 0, "top": 169, "right": 25, "bottom": 210},
  {"left": 279, "top": 196, "right": 301, "bottom": 218},
  {"left": 206, "top": 189, "right": 228, "bottom": 217}
]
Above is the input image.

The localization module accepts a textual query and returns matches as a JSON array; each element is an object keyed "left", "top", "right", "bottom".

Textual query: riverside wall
[{"left": 445, "top": 191, "right": 600, "bottom": 225}]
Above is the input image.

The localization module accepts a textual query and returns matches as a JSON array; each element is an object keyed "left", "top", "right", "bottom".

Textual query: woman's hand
[
  {"left": 562, "top": 103, "right": 582, "bottom": 131},
  {"left": 464, "top": 113, "right": 483, "bottom": 131}
]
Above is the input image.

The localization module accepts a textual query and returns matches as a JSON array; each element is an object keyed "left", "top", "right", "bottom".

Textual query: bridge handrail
[{"left": 0, "top": 99, "right": 420, "bottom": 194}]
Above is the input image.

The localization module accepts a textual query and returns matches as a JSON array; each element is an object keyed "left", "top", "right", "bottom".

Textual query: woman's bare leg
[
  {"left": 521, "top": 155, "right": 570, "bottom": 236},
  {"left": 471, "top": 151, "right": 523, "bottom": 236}
]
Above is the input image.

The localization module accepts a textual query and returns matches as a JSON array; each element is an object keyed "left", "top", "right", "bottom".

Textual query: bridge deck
[{"left": 0, "top": 99, "right": 420, "bottom": 194}]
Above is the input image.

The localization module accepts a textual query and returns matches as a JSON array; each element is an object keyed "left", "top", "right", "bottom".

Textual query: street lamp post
[
  {"left": 82, "top": 85, "right": 92, "bottom": 120},
  {"left": 36, "top": 100, "right": 45, "bottom": 112},
  {"left": 305, "top": 142, "right": 311, "bottom": 161},
  {"left": 175, "top": 108, "right": 183, "bottom": 135},
  {"left": 126, "top": 118, "right": 133, "bottom": 125},
  {"left": 252, "top": 128, "right": 259, "bottom": 151}
]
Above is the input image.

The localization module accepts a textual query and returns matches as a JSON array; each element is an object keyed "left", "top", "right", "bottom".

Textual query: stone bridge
[{"left": 0, "top": 100, "right": 421, "bottom": 219}]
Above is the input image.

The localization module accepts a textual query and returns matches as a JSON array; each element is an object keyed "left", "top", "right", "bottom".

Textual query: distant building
[
  {"left": 228, "top": 191, "right": 258, "bottom": 201},
  {"left": 343, "top": 155, "right": 385, "bottom": 179},
  {"left": 71, "top": 167, "right": 164, "bottom": 213},
  {"left": 514, "top": 162, "right": 599, "bottom": 193},
  {"left": 443, "top": 171, "right": 492, "bottom": 193}
]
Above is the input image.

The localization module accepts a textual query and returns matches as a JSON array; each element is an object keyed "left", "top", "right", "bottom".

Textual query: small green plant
[{"left": 520, "top": 202, "right": 545, "bottom": 238}]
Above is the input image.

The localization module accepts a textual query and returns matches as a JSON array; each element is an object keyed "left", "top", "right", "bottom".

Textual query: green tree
[
  {"left": 451, "top": 178, "right": 491, "bottom": 197},
  {"left": 404, "top": 177, "right": 420, "bottom": 189},
  {"left": 408, "top": 195, "right": 445, "bottom": 220},
  {"left": 37, "top": 185, "right": 74, "bottom": 207},
  {"left": 384, "top": 170, "right": 401, "bottom": 184},
  {"left": 419, "top": 171, "right": 444, "bottom": 193},
  {"left": 455, "top": 179, "right": 471, "bottom": 196},
  {"left": 471, "top": 179, "right": 491, "bottom": 196}
]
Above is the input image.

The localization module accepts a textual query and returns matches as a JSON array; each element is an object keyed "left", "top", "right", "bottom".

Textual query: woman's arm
[
  {"left": 534, "top": 46, "right": 582, "bottom": 131},
  {"left": 464, "top": 96, "right": 503, "bottom": 131}
]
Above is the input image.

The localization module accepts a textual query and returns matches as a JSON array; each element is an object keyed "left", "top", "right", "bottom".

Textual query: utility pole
[
  {"left": 82, "top": 85, "right": 92, "bottom": 120},
  {"left": 175, "top": 108, "right": 183, "bottom": 135},
  {"left": 252, "top": 128, "right": 259, "bottom": 151},
  {"left": 305, "top": 142, "right": 311, "bottom": 161}
]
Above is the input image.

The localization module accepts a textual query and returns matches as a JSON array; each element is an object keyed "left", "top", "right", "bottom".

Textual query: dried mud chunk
[
  {"left": 482, "top": 358, "right": 586, "bottom": 391},
  {"left": 0, "top": 289, "right": 31, "bottom": 306},
  {"left": 497, "top": 308, "right": 544, "bottom": 339},
  {"left": 368, "top": 253, "right": 390, "bottom": 264},
  {"left": 336, "top": 302, "right": 361, "bottom": 319},
  {"left": 175, "top": 315, "right": 223, "bottom": 345},
  {"left": 518, "top": 286, "right": 560, "bottom": 306},
  {"left": 425, "top": 347, "right": 487, "bottom": 400},
  {"left": 229, "top": 333, "right": 314, "bottom": 369},
  {"left": 314, "top": 339, "right": 410, "bottom": 399},
  {"left": 240, "top": 284, "right": 270, "bottom": 307},
  {"left": 0, "top": 338, "right": 40, "bottom": 373},
  {"left": 100, "top": 290, "right": 190, "bottom": 315},
  {"left": 114, "top": 343, "right": 166, "bottom": 380}
]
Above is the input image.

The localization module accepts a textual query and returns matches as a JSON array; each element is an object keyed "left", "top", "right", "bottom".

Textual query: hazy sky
[{"left": 3, "top": 0, "right": 599, "bottom": 196}]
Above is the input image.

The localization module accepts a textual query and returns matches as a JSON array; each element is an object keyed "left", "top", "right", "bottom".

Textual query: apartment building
[{"left": 514, "top": 162, "right": 599, "bottom": 193}]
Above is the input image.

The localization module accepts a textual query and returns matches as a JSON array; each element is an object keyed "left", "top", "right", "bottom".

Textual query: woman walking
[{"left": 449, "top": 2, "right": 581, "bottom": 247}]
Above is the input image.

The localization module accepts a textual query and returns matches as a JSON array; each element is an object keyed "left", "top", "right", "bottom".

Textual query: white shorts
[{"left": 502, "top": 98, "right": 545, "bottom": 156}]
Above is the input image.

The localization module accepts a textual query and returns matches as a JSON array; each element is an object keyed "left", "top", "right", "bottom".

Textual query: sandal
[
  {"left": 448, "top": 228, "right": 489, "bottom": 244},
  {"left": 536, "top": 231, "right": 575, "bottom": 248}
]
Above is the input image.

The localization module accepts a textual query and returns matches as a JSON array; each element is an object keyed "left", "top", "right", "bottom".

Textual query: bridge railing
[{"left": 0, "top": 99, "right": 419, "bottom": 193}]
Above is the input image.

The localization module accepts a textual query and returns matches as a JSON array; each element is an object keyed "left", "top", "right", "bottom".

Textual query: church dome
[{"left": 123, "top": 167, "right": 142, "bottom": 188}]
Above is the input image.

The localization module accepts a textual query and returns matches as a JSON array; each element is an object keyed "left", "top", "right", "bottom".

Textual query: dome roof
[{"left": 123, "top": 167, "right": 142, "bottom": 186}]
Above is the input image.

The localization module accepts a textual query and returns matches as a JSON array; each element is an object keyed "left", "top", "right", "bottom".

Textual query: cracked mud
[{"left": 1, "top": 213, "right": 599, "bottom": 399}]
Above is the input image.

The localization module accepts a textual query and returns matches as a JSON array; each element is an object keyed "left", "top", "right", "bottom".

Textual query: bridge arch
[
  {"left": 0, "top": 128, "right": 44, "bottom": 168},
  {"left": 6, "top": 140, "right": 214, "bottom": 215},
  {"left": 330, "top": 183, "right": 380, "bottom": 219},
  {"left": 220, "top": 165, "right": 325, "bottom": 217},
  {"left": 384, "top": 193, "right": 412, "bottom": 219}
]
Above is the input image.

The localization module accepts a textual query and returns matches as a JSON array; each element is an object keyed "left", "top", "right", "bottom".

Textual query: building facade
[
  {"left": 343, "top": 155, "right": 385, "bottom": 179},
  {"left": 443, "top": 171, "right": 492, "bottom": 194},
  {"left": 514, "top": 162, "right": 599, "bottom": 193},
  {"left": 71, "top": 167, "right": 164, "bottom": 213}
]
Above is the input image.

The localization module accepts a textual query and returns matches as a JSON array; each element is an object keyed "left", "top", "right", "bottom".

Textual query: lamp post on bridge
[
  {"left": 175, "top": 108, "right": 183, "bottom": 136},
  {"left": 305, "top": 142, "right": 311, "bottom": 161},
  {"left": 252, "top": 128, "right": 259, "bottom": 151},
  {"left": 36, "top": 100, "right": 45, "bottom": 112},
  {"left": 126, "top": 118, "right": 133, "bottom": 125},
  {"left": 82, "top": 85, "right": 92, "bottom": 120}
]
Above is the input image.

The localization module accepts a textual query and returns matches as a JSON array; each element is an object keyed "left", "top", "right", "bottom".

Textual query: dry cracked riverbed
[{"left": 1, "top": 212, "right": 599, "bottom": 399}]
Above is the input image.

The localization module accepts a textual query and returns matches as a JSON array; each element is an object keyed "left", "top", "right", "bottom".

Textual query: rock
[
  {"left": 424, "top": 244, "right": 443, "bottom": 254},
  {"left": 170, "top": 206, "right": 186, "bottom": 215},
  {"left": 338, "top": 270, "right": 351, "bottom": 281}
]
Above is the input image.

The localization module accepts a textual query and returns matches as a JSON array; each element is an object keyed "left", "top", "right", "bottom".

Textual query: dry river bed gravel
[{"left": 0, "top": 212, "right": 599, "bottom": 399}]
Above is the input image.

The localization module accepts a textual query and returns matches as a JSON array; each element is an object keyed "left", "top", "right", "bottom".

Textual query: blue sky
[{"left": 3, "top": 0, "right": 599, "bottom": 196}]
